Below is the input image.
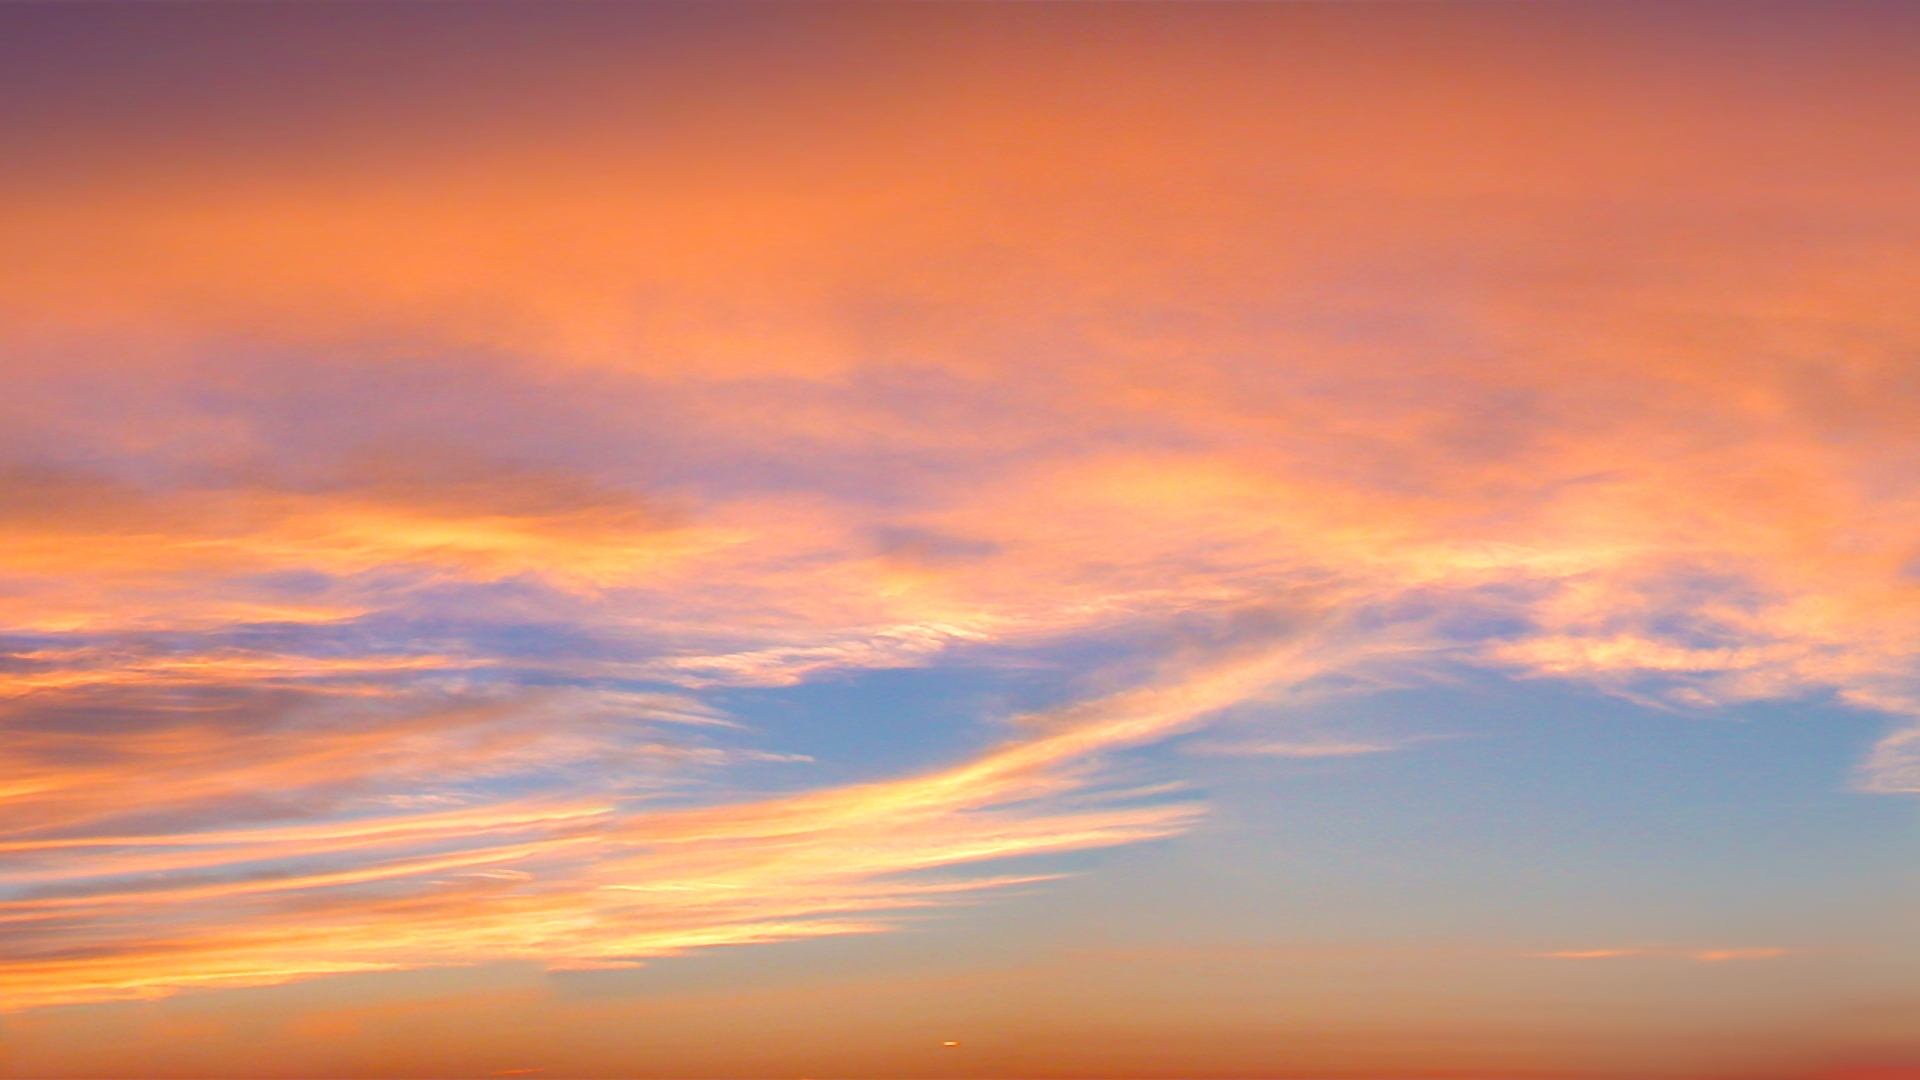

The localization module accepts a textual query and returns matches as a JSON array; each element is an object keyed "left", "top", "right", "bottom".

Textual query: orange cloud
[
  {"left": 0, "top": 647, "right": 1318, "bottom": 1010},
  {"left": 2, "top": 2, "right": 1919, "bottom": 1019}
]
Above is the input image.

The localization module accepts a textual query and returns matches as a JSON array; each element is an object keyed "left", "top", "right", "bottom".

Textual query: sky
[{"left": 3, "top": 2, "right": 1920, "bottom": 1078}]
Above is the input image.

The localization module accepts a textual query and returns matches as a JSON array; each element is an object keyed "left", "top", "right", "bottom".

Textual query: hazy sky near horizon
[{"left": 5, "top": 3, "right": 1920, "bottom": 1077}]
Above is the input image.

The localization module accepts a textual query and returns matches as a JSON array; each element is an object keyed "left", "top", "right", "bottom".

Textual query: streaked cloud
[
  {"left": 0, "top": 647, "right": 1303, "bottom": 1010},
  {"left": 2, "top": 1, "right": 1918, "bottom": 1021}
]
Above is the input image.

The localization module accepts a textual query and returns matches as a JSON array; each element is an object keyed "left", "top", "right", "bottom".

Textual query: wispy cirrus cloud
[
  {"left": 0, "top": 644, "right": 1330, "bottom": 1010},
  {"left": 3, "top": 4, "right": 1920, "bottom": 1017}
]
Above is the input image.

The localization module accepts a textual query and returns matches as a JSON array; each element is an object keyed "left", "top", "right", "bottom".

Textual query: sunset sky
[{"left": 4, "top": 3, "right": 1920, "bottom": 1078}]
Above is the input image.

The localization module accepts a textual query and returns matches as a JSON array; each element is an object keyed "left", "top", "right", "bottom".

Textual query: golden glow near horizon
[{"left": 2, "top": 4, "right": 1920, "bottom": 1078}]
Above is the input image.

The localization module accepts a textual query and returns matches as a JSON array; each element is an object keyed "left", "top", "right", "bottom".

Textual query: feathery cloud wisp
[{"left": 5, "top": 6, "right": 1920, "bottom": 1013}]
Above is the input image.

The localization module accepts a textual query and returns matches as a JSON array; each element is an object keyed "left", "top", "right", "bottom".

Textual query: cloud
[
  {"left": 3, "top": 4, "right": 1920, "bottom": 1012},
  {"left": 0, "top": 645, "right": 1338, "bottom": 1010}
]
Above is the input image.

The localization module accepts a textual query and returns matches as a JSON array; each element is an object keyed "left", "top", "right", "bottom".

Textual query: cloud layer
[{"left": 4, "top": 2, "right": 1920, "bottom": 1013}]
